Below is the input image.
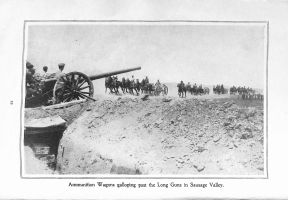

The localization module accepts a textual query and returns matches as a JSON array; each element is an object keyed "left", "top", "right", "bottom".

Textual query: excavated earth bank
[
  {"left": 57, "top": 95, "right": 264, "bottom": 175},
  {"left": 24, "top": 101, "right": 89, "bottom": 174}
]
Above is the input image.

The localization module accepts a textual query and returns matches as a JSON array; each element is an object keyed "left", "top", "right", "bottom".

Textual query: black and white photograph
[
  {"left": 22, "top": 21, "right": 267, "bottom": 177},
  {"left": 3, "top": 0, "right": 288, "bottom": 199}
]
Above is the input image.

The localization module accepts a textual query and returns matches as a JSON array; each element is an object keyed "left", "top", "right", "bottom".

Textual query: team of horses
[
  {"left": 177, "top": 82, "right": 263, "bottom": 100},
  {"left": 105, "top": 76, "right": 168, "bottom": 96},
  {"left": 177, "top": 82, "right": 209, "bottom": 98},
  {"left": 213, "top": 84, "right": 228, "bottom": 95},
  {"left": 230, "top": 86, "right": 263, "bottom": 100},
  {"left": 106, "top": 77, "right": 263, "bottom": 100}
]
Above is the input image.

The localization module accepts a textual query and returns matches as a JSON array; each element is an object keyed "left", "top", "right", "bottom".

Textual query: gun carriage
[{"left": 25, "top": 66, "right": 141, "bottom": 108}]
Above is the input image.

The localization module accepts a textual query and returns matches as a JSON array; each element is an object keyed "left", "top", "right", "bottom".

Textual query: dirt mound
[{"left": 57, "top": 95, "right": 264, "bottom": 175}]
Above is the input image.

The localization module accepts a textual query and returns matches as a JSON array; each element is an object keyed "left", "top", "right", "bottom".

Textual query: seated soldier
[{"left": 53, "top": 63, "right": 66, "bottom": 104}]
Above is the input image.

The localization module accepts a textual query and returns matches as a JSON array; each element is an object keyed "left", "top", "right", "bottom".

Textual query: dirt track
[{"left": 56, "top": 94, "right": 264, "bottom": 175}]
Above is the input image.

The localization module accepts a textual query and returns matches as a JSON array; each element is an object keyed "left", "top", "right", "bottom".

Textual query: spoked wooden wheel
[
  {"left": 60, "top": 72, "right": 94, "bottom": 103},
  {"left": 163, "top": 85, "right": 168, "bottom": 95}
]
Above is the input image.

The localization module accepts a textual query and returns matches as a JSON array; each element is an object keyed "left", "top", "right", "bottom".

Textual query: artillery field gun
[{"left": 25, "top": 66, "right": 141, "bottom": 108}]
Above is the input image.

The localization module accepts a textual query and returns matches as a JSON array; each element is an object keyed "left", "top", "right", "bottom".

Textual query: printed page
[{"left": 0, "top": 0, "right": 287, "bottom": 199}]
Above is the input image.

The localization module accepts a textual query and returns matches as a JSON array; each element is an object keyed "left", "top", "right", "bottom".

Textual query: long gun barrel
[{"left": 89, "top": 66, "right": 141, "bottom": 81}]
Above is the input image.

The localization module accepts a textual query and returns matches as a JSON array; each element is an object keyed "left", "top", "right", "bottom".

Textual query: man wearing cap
[
  {"left": 53, "top": 63, "right": 66, "bottom": 104},
  {"left": 42, "top": 66, "right": 50, "bottom": 79}
]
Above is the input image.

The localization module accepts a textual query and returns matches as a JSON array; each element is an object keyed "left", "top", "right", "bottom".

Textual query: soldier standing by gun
[
  {"left": 53, "top": 63, "right": 66, "bottom": 104},
  {"left": 42, "top": 66, "right": 50, "bottom": 79}
]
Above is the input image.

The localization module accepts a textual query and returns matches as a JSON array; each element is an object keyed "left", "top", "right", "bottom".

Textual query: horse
[
  {"left": 155, "top": 83, "right": 168, "bottom": 96},
  {"left": 105, "top": 76, "right": 121, "bottom": 94},
  {"left": 127, "top": 80, "right": 139, "bottom": 95},
  {"left": 112, "top": 78, "right": 121, "bottom": 95},
  {"left": 197, "top": 86, "right": 204, "bottom": 95},
  {"left": 203, "top": 87, "right": 210, "bottom": 95},
  {"left": 230, "top": 86, "right": 237, "bottom": 95},
  {"left": 191, "top": 84, "right": 197, "bottom": 95},
  {"left": 105, "top": 76, "right": 113, "bottom": 93},
  {"left": 186, "top": 84, "right": 192, "bottom": 95},
  {"left": 149, "top": 83, "right": 156, "bottom": 95},
  {"left": 120, "top": 77, "right": 126, "bottom": 94},
  {"left": 135, "top": 79, "right": 141, "bottom": 94},
  {"left": 140, "top": 79, "right": 146, "bottom": 94},
  {"left": 125, "top": 78, "right": 131, "bottom": 93},
  {"left": 177, "top": 83, "right": 186, "bottom": 98},
  {"left": 213, "top": 84, "right": 227, "bottom": 95}
]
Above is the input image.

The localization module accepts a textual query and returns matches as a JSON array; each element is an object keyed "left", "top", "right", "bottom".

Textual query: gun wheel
[{"left": 58, "top": 71, "right": 94, "bottom": 103}]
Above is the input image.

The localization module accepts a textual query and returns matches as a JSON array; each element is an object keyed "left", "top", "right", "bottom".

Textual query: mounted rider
[
  {"left": 144, "top": 76, "right": 149, "bottom": 84},
  {"left": 178, "top": 80, "right": 185, "bottom": 87},
  {"left": 193, "top": 83, "right": 197, "bottom": 89},
  {"left": 155, "top": 79, "right": 161, "bottom": 87},
  {"left": 131, "top": 75, "right": 135, "bottom": 83},
  {"left": 113, "top": 75, "right": 118, "bottom": 83}
]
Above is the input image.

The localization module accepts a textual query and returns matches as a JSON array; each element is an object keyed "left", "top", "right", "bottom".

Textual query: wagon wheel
[
  {"left": 164, "top": 85, "right": 168, "bottom": 95},
  {"left": 59, "top": 71, "right": 94, "bottom": 103}
]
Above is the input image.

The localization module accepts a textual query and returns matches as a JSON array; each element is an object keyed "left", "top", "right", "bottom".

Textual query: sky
[{"left": 26, "top": 23, "right": 266, "bottom": 89}]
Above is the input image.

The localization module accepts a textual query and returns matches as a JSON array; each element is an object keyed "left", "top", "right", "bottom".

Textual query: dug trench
[
  {"left": 24, "top": 100, "right": 89, "bottom": 174},
  {"left": 24, "top": 130, "right": 63, "bottom": 172},
  {"left": 54, "top": 94, "right": 264, "bottom": 175}
]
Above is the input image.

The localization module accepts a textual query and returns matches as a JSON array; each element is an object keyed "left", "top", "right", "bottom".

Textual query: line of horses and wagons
[
  {"left": 105, "top": 76, "right": 168, "bottom": 96},
  {"left": 177, "top": 82, "right": 263, "bottom": 100}
]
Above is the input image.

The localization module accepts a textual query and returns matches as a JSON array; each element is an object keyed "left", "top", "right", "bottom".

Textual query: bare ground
[{"left": 56, "top": 94, "right": 264, "bottom": 175}]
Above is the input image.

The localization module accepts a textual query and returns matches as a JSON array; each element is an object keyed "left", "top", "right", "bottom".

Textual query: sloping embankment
[{"left": 57, "top": 95, "right": 264, "bottom": 175}]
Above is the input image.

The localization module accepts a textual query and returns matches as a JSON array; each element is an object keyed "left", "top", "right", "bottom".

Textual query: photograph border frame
[{"left": 20, "top": 20, "right": 269, "bottom": 180}]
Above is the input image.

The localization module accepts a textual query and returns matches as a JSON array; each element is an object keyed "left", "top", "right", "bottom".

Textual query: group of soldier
[
  {"left": 106, "top": 75, "right": 167, "bottom": 96},
  {"left": 230, "top": 86, "right": 254, "bottom": 95},
  {"left": 25, "top": 61, "right": 66, "bottom": 104},
  {"left": 213, "top": 84, "right": 228, "bottom": 95},
  {"left": 177, "top": 81, "right": 210, "bottom": 98},
  {"left": 230, "top": 85, "right": 263, "bottom": 100},
  {"left": 176, "top": 81, "right": 263, "bottom": 100}
]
